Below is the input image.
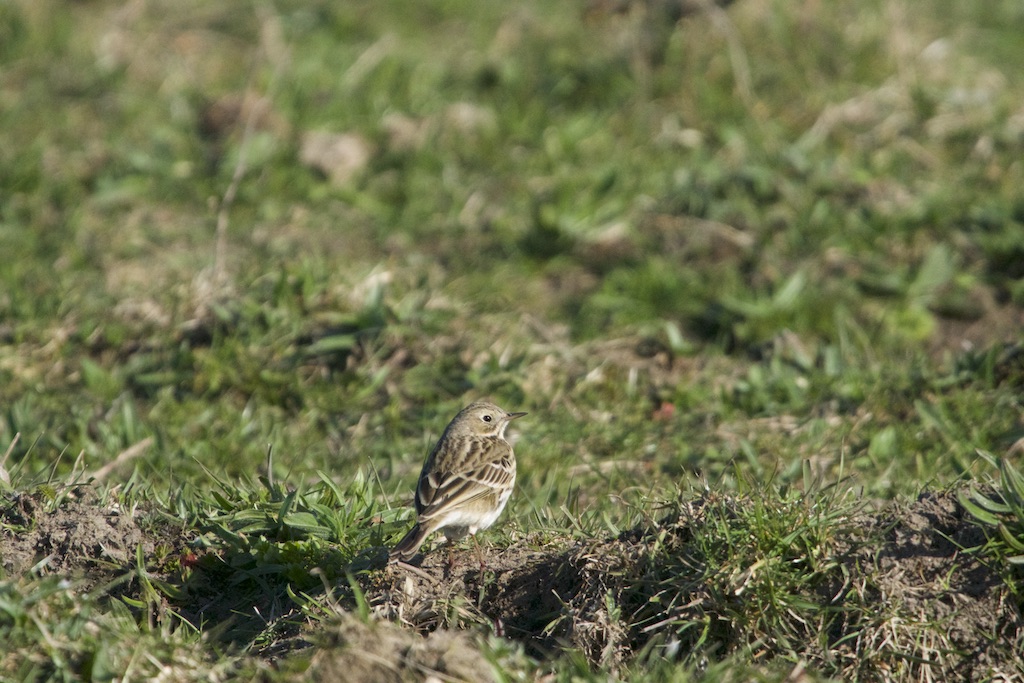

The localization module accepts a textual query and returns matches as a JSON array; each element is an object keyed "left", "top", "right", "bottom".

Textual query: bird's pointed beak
[{"left": 507, "top": 411, "right": 527, "bottom": 420}]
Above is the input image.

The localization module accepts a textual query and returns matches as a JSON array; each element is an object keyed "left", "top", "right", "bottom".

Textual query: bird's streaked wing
[{"left": 416, "top": 438, "right": 515, "bottom": 521}]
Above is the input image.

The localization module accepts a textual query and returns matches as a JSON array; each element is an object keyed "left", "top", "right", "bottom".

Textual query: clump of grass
[
  {"left": 960, "top": 450, "right": 1024, "bottom": 575},
  {"left": 558, "top": 476, "right": 862, "bottom": 674},
  {"left": 180, "top": 464, "right": 401, "bottom": 596},
  {"left": 155, "top": 463, "right": 408, "bottom": 653}
]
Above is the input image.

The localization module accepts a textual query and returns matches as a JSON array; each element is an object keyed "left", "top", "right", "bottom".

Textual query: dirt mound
[
  {"left": 369, "top": 541, "right": 577, "bottom": 654},
  {"left": 372, "top": 490, "right": 1024, "bottom": 679}
]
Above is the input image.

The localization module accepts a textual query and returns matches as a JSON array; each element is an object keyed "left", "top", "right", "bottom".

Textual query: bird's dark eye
[{"left": 482, "top": 415, "right": 492, "bottom": 422}]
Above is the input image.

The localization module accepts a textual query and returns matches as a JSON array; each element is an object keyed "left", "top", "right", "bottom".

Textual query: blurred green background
[{"left": 1, "top": 0, "right": 1022, "bottom": 504}]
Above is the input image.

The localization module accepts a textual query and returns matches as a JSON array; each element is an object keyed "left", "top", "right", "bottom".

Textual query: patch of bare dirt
[
  {"left": 367, "top": 540, "right": 577, "bottom": 657},
  {"left": 0, "top": 488, "right": 158, "bottom": 582},
  {"left": 929, "top": 300, "right": 1024, "bottom": 361}
]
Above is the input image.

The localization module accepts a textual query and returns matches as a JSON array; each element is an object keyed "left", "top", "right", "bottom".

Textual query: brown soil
[{"left": 0, "top": 488, "right": 166, "bottom": 582}]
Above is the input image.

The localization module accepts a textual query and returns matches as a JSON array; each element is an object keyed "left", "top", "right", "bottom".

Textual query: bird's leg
[
  {"left": 445, "top": 538, "right": 456, "bottom": 572},
  {"left": 472, "top": 534, "right": 486, "bottom": 573}
]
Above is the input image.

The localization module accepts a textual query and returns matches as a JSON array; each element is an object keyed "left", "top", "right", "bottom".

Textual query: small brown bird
[{"left": 390, "top": 401, "right": 526, "bottom": 563}]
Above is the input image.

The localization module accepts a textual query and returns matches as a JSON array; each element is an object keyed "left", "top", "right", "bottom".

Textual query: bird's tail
[{"left": 390, "top": 523, "right": 430, "bottom": 562}]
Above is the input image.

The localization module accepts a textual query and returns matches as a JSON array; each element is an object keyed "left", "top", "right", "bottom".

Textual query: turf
[{"left": 1, "top": 0, "right": 1023, "bottom": 680}]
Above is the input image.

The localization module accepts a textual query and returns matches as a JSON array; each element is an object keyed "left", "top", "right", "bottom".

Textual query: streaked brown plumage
[{"left": 390, "top": 401, "right": 526, "bottom": 563}]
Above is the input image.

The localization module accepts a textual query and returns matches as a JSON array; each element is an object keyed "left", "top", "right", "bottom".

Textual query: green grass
[{"left": 2, "top": 0, "right": 1024, "bottom": 679}]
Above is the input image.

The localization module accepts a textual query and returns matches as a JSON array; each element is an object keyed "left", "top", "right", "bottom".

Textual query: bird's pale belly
[{"left": 440, "top": 485, "right": 514, "bottom": 539}]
